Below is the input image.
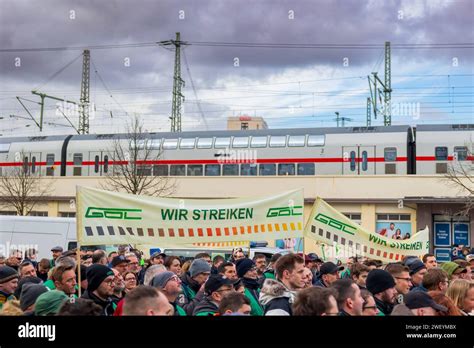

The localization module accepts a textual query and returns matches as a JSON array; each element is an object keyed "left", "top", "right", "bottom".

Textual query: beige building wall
[{"left": 227, "top": 116, "right": 268, "bottom": 130}]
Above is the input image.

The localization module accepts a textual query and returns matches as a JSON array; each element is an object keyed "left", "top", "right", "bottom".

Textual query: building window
[
  {"left": 297, "top": 163, "right": 315, "bottom": 175},
  {"left": 241, "top": 164, "right": 257, "bottom": 176},
  {"left": 59, "top": 212, "right": 76, "bottom": 218},
  {"left": 241, "top": 122, "right": 249, "bottom": 130},
  {"left": 435, "top": 147, "right": 448, "bottom": 160},
  {"left": 278, "top": 163, "right": 295, "bottom": 175},
  {"left": 153, "top": 165, "right": 168, "bottom": 176},
  {"left": 384, "top": 148, "right": 397, "bottom": 162},
  {"left": 29, "top": 211, "right": 48, "bottom": 217},
  {"left": 205, "top": 164, "right": 221, "bottom": 176},
  {"left": 170, "top": 165, "right": 185, "bottom": 176},
  {"left": 223, "top": 164, "right": 239, "bottom": 176},
  {"left": 259, "top": 163, "right": 276, "bottom": 176},
  {"left": 343, "top": 213, "right": 361, "bottom": 224},
  {"left": 454, "top": 146, "right": 468, "bottom": 161},
  {"left": 187, "top": 165, "right": 203, "bottom": 176}
]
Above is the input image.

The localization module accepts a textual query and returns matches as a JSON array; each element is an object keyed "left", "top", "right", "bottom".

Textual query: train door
[
  {"left": 342, "top": 146, "right": 376, "bottom": 175},
  {"left": 89, "top": 151, "right": 102, "bottom": 176}
]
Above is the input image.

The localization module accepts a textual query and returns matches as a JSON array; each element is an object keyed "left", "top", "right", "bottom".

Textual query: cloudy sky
[{"left": 0, "top": 0, "right": 472, "bottom": 136}]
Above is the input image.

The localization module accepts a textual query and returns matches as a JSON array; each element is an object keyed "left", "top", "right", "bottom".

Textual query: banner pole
[{"left": 76, "top": 242, "right": 81, "bottom": 298}]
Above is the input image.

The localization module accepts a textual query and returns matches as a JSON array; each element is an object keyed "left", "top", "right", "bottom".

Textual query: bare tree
[
  {"left": 0, "top": 150, "right": 52, "bottom": 215},
  {"left": 101, "top": 117, "right": 176, "bottom": 196},
  {"left": 445, "top": 143, "right": 473, "bottom": 217}
]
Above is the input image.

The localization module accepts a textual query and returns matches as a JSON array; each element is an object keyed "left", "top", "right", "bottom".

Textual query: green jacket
[
  {"left": 244, "top": 287, "right": 264, "bottom": 316},
  {"left": 263, "top": 270, "right": 276, "bottom": 280}
]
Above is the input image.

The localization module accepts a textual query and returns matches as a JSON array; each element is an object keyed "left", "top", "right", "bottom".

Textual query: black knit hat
[
  {"left": 366, "top": 269, "right": 396, "bottom": 295},
  {"left": 0, "top": 266, "right": 19, "bottom": 284},
  {"left": 236, "top": 258, "right": 255, "bottom": 278},
  {"left": 86, "top": 264, "right": 114, "bottom": 293},
  {"left": 14, "top": 276, "right": 43, "bottom": 299}
]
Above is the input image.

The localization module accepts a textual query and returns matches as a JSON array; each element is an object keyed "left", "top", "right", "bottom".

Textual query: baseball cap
[
  {"left": 151, "top": 251, "right": 167, "bottom": 259},
  {"left": 51, "top": 246, "right": 63, "bottom": 252},
  {"left": 319, "top": 262, "right": 344, "bottom": 275},
  {"left": 404, "top": 292, "right": 448, "bottom": 312},
  {"left": 306, "top": 253, "right": 323, "bottom": 263},
  {"left": 111, "top": 255, "right": 130, "bottom": 267},
  {"left": 204, "top": 274, "right": 234, "bottom": 296}
]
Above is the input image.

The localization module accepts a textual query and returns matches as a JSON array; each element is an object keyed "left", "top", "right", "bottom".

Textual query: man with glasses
[
  {"left": 386, "top": 263, "right": 412, "bottom": 304},
  {"left": 193, "top": 274, "right": 235, "bottom": 316},
  {"left": 82, "top": 264, "right": 116, "bottom": 316},
  {"left": 152, "top": 271, "right": 186, "bottom": 316}
]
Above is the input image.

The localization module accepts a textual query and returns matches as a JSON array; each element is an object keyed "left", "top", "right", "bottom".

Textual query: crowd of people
[{"left": 0, "top": 245, "right": 473, "bottom": 316}]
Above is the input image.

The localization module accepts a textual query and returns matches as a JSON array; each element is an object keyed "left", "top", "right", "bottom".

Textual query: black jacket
[
  {"left": 193, "top": 297, "right": 218, "bottom": 316},
  {"left": 374, "top": 296, "right": 394, "bottom": 316},
  {"left": 179, "top": 272, "right": 205, "bottom": 316},
  {"left": 82, "top": 290, "right": 115, "bottom": 316},
  {"left": 313, "top": 278, "right": 328, "bottom": 288}
]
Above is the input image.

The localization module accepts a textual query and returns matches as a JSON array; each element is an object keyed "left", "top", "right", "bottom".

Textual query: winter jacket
[
  {"left": 172, "top": 301, "right": 187, "bottom": 316},
  {"left": 410, "top": 285, "right": 427, "bottom": 292},
  {"left": 242, "top": 277, "right": 264, "bottom": 316},
  {"left": 0, "top": 290, "right": 15, "bottom": 311},
  {"left": 313, "top": 278, "right": 329, "bottom": 288},
  {"left": 82, "top": 290, "right": 116, "bottom": 316},
  {"left": 193, "top": 297, "right": 218, "bottom": 316},
  {"left": 179, "top": 272, "right": 205, "bottom": 316},
  {"left": 259, "top": 278, "right": 296, "bottom": 316},
  {"left": 374, "top": 296, "right": 394, "bottom": 316},
  {"left": 391, "top": 303, "right": 414, "bottom": 316}
]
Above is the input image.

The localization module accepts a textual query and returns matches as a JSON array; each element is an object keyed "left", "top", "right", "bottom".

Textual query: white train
[{"left": 0, "top": 124, "right": 472, "bottom": 177}]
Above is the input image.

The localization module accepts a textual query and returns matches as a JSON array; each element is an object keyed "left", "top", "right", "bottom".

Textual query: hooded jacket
[
  {"left": 179, "top": 272, "right": 205, "bottom": 316},
  {"left": 82, "top": 290, "right": 116, "bottom": 316},
  {"left": 193, "top": 296, "right": 218, "bottom": 316},
  {"left": 259, "top": 278, "right": 296, "bottom": 316}
]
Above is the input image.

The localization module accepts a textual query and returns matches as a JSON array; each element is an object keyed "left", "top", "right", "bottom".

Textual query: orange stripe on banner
[
  {"left": 389, "top": 253, "right": 394, "bottom": 260},
  {"left": 268, "top": 224, "right": 273, "bottom": 232},
  {"left": 224, "top": 227, "right": 230, "bottom": 236},
  {"left": 147, "top": 228, "right": 154, "bottom": 237},
  {"left": 198, "top": 228, "right": 203, "bottom": 237},
  {"left": 282, "top": 223, "right": 288, "bottom": 232},
  {"left": 383, "top": 251, "right": 387, "bottom": 259},
  {"left": 207, "top": 228, "right": 213, "bottom": 237},
  {"left": 232, "top": 227, "right": 238, "bottom": 235},
  {"left": 290, "top": 223, "right": 295, "bottom": 230},
  {"left": 178, "top": 228, "right": 184, "bottom": 237},
  {"left": 370, "top": 248, "right": 374, "bottom": 254},
  {"left": 188, "top": 228, "right": 194, "bottom": 237},
  {"left": 247, "top": 226, "right": 252, "bottom": 234},
  {"left": 216, "top": 228, "right": 221, "bottom": 237},
  {"left": 395, "top": 254, "right": 400, "bottom": 261},
  {"left": 298, "top": 222, "right": 302, "bottom": 230},
  {"left": 260, "top": 224, "right": 265, "bottom": 232},
  {"left": 240, "top": 226, "right": 245, "bottom": 235},
  {"left": 168, "top": 228, "right": 175, "bottom": 237},
  {"left": 275, "top": 224, "right": 281, "bottom": 232},
  {"left": 158, "top": 228, "right": 165, "bottom": 237},
  {"left": 254, "top": 225, "right": 259, "bottom": 233}
]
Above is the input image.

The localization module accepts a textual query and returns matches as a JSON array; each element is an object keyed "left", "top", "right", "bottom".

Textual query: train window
[
  {"left": 350, "top": 151, "right": 356, "bottom": 172},
  {"left": 197, "top": 138, "right": 213, "bottom": 149},
  {"left": 269, "top": 136, "right": 286, "bottom": 147},
  {"left": 187, "top": 165, "right": 203, "bottom": 176},
  {"left": 137, "top": 165, "right": 152, "bottom": 176},
  {"left": 259, "top": 163, "right": 276, "bottom": 176},
  {"left": 94, "top": 155, "right": 100, "bottom": 173},
  {"left": 23, "top": 156, "right": 28, "bottom": 174},
  {"left": 361, "top": 151, "right": 368, "bottom": 171},
  {"left": 205, "top": 164, "right": 221, "bottom": 176},
  {"left": 288, "top": 135, "right": 306, "bottom": 147},
  {"left": 250, "top": 136, "right": 267, "bottom": 148},
  {"left": 170, "top": 165, "right": 186, "bottom": 176},
  {"left": 73, "top": 153, "right": 83, "bottom": 166},
  {"left": 232, "top": 137, "right": 249, "bottom": 148},
  {"left": 223, "top": 164, "right": 239, "bottom": 176},
  {"left": 46, "top": 154, "right": 54, "bottom": 166},
  {"left": 435, "top": 147, "right": 448, "bottom": 160},
  {"left": 241, "top": 164, "right": 257, "bottom": 176},
  {"left": 163, "top": 139, "right": 178, "bottom": 149},
  {"left": 73, "top": 167, "right": 82, "bottom": 176},
  {"left": 297, "top": 163, "right": 315, "bottom": 175},
  {"left": 180, "top": 138, "right": 196, "bottom": 149},
  {"left": 149, "top": 139, "right": 162, "bottom": 150},
  {"left": 278, "top": 163, "right": 295, "bottom": 175},
  {"left": 153, "top": 165, "right": 168, "bottom": 176},
  {"left": 0, "top": 143, "right": 10, "bottom": 153},
  {"left": 103, "top": 155, "right": 109, "bottom": 173},
  {"left": 384, "top": 148, "right": 397, "bottom": 162},
  {"left": 214, "top": 137, "right": 231, "bottom": 149},
  {"left": 31, "top": 156, "right": 36, "bottom": 174},
  {"left": 454, "top": 146, "right": 468, "bottom": 161},
  {"left": 307, "top": 135, "right": 325, "bottom": 147}
]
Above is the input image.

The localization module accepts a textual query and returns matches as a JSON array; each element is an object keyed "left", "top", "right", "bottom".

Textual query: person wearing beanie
[
  {"left": 0, "top": 265, "right": 19, "bottom": 310},
  {"left": 34, "top": 290, "right": 68, "bottom": 316},
  {"left": 236, "top": 258, "right": 263, "bottom": 316},
  {"left": 193, "top": 274, "right": 235, "bottom": 316},
  {"left": 408, "top": 260, "right": 427, "bottom": 291},
  {"left": 151, "top": 271, "right": 186, "bottom": 316},
  {"left": 82, "top": 264, "right": 116, "bottom": 316},
  {"left": 20, "top": 283, "right": 48, "bottom": 315},
  {"left": 366, "top": 269, "right": 397, "bottom": 316},
  {"left": 441, "top": 261, "right": 467, "bottom": 281},
  {"left": 13, "top": 276, "right": 43, "bottom": 299},
  {"left": 179, "top": 258, "right": 211, "bottom": 315}
]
